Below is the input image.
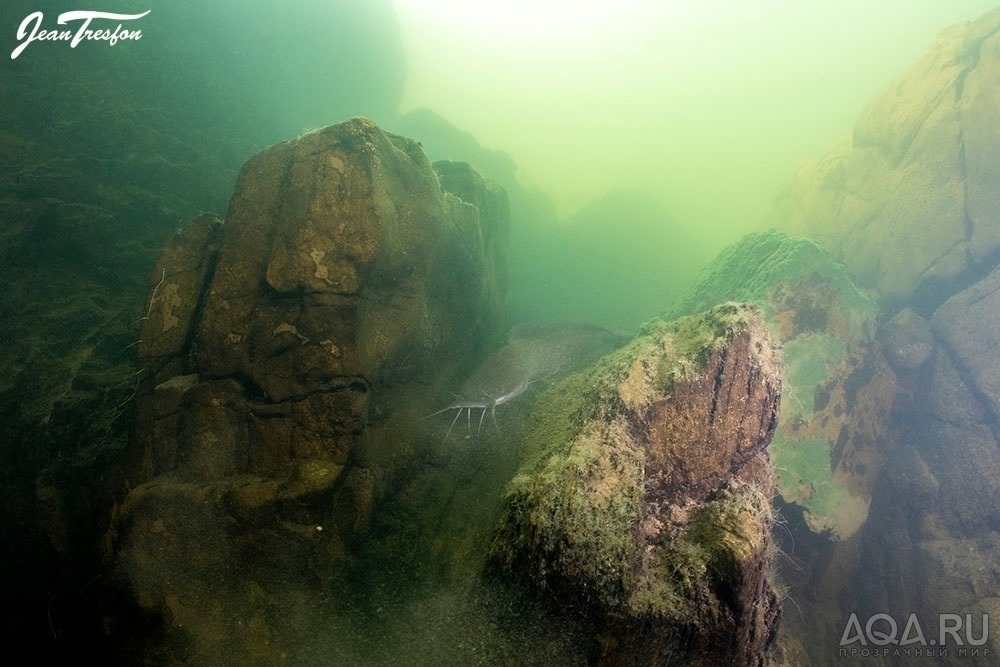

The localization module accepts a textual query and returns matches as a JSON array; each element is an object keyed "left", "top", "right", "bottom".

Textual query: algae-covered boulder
[
  {"left": 490, "top": 303, "right": 782, "bottom": 666},
  {"left": 667, "top": 230, "right": 891, "bottom": 538},
  {"left": 110, "top": 118, "right": 509, "bottom": 664}
]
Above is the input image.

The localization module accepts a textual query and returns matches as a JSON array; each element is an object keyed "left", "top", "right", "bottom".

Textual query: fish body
[{"left": 430, "top": 321, "right": 625, "bottom": 439}]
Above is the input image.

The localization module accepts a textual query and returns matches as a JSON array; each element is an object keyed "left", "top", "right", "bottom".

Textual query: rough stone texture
[
  {"left": 881, "top": 308, "right": 935, "bottom": 374},
  {"left": 768, "top": 8, "right": 1000, "bottom": 306},
  {"left": 490, "top": 303, "right": 782, "bottom": 666},
  {"left": 108, "top": 118, "right": 509, "bottom": 664},
  {"left": 139, "top": 213, "right": 224, "bottom": 361},
  {"left": 781, "top": 268, "right": 1000, "bottom": 664},
  {"left": 903, "top": 267, "right": 1000, "bottom": 544},
  {"left": 931, "top": 264, "right": 1000, "bottom": 422},
  {"left": 667, "top": 231, "right": 892, "bottom": 538},
  {"left": 433, "top": 159, "right": 511, "bottom": 313},
  {"left": 906, "top": 352, "right": 1000, "bottom": 539},
  {"left": 848, "top": 346, "right": 1000, "bottom": 666},
  {"left": 0, "top": 3, "right": 408, "bottom": 652}
]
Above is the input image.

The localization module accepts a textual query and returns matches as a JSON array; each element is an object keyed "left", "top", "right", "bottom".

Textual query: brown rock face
[
  {"left": 644, "top": 325, "right": 783, "bottom": 507},
  {"left": 109, "top": 118, "right": 508, "bottom": 663},
  {"left": 666, "top": 230, "right": 889, "bottom": 539},
  {"left": 490, "top": 304, "right": 782, "bottom": 666}
]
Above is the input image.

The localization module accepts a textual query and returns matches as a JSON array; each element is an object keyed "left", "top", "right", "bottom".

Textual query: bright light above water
[
  {"left": 392, "top": 0, "right": 638, "bottom": 40},
  {"left": 394, "top": 0, "right": 1000, "bottom": 246}
]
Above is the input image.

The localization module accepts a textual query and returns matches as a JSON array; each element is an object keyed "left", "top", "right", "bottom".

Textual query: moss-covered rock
[
  {"left": 667, "top": 230, "right": 891, "bottom": 538},
  {"left": 490, "top": 303, "right": 782, "bottom": 666}
]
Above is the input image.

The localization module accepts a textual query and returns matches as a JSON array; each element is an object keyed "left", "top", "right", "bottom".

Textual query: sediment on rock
[{"left": 489, "top": 303, "right": 782, "bottom": 666}]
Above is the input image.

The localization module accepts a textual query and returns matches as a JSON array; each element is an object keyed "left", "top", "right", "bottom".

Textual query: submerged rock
[
  {"left": 490, "top": 303, "right": 782, "bottom": 666},
  {"left": 932, "top": 264, "right": 1000, "bottom": 423},
  {"left": 109, "top": 118, "right": 509, "bottom": 663},
  {"left": 667, "top": 230, "right": 890, "bottom": 539},
  {"left": 881, "top": 308, "right": 935, "bottom": 374},
  {"left": 768, "top": 8, "right": 1000, "bottom": 306}
]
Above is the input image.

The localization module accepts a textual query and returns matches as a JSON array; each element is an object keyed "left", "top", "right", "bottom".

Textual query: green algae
[
  {"left": 665, "top": 230, "right": 877, "bottom": 341},
  {"left": 663, "top": 231, "right": 881, "bottom": 538},
  {"left": 768, "top": 431, "right": 863, "bottom": 536},
  {"left": 491, "top": 303, "right": 774, "bottom": 618},
  {"left": 631, "top": 482, "right": 773, "bottom": 621},
  {"left": 782, "top": 333, "right": 846, "bottom": 422},
  {"left": 686, "top": 483, "right": 772, "bottom": 578}
]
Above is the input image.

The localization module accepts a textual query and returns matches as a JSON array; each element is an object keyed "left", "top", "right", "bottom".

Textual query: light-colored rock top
[{"left": 769, "top": 8, "right": 1000, "bottom": 303}]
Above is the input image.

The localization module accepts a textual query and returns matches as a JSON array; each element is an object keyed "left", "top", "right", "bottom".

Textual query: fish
[{"left": 428, "top": 321, "right": 627, "bottom": 440}]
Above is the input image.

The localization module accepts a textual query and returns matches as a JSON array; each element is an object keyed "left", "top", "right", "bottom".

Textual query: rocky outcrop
[
  {"left": 755, "top": 13, "right": 1000, "bottom": 653},
  {"left": 490, "top": 303, "right": 782, "bottom": 666},
  {"left": 769, "top": 8, "right": 1000, "bottom": 307},
  {"left": 847, "top": 281, "right": 1000, "bottom": 664},
  {"left": 433, "top": 159, "right": 511, "bottom": 307},
  {"left": 667, "top": 231, "right": 891, "bottom": 539},
  {"left": 1, "top": 3, "right": 408, "bottom": 653},
  {"left": 705, "top": 10, "right": 1000, "bottom": 663},
  {"left": 107, "top": 118, "right": 509, "bottom": 663}
]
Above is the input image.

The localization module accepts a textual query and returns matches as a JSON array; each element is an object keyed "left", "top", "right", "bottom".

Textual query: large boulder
[
  {"left": 667, "top": 230, "right": 890, "bottom": 538},
  {"left": 490, "top": 303, "right": 782, "bottom": 666},
  {"left": 108, "top": 118, "right": 509, "bottom": 663},
  {"left": 0, "top": 2, "right": 407, "bottom": 650},
  {"left": 769, "top": 8, "right": 1000, "bottom": 307}
]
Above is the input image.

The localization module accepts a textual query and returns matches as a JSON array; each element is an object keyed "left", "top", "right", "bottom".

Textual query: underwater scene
[{"left": 4, "top": 1, "right": 1000, "bottom": 664}]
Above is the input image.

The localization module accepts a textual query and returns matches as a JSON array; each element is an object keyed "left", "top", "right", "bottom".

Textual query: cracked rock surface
[
  {"left": 768, "top": 7, "right": 1000, "bottom": 305},
  {"left": 109, "top": 118, "right": 508, "bottom": 664}
]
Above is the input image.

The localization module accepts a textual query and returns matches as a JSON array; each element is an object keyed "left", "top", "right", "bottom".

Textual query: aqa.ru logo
[
  {"left": 11, "top": 10, "right": 150, "bottom": 60},
  {"left": 839, "top": 612, "right": 990, "bottom": 659}
]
